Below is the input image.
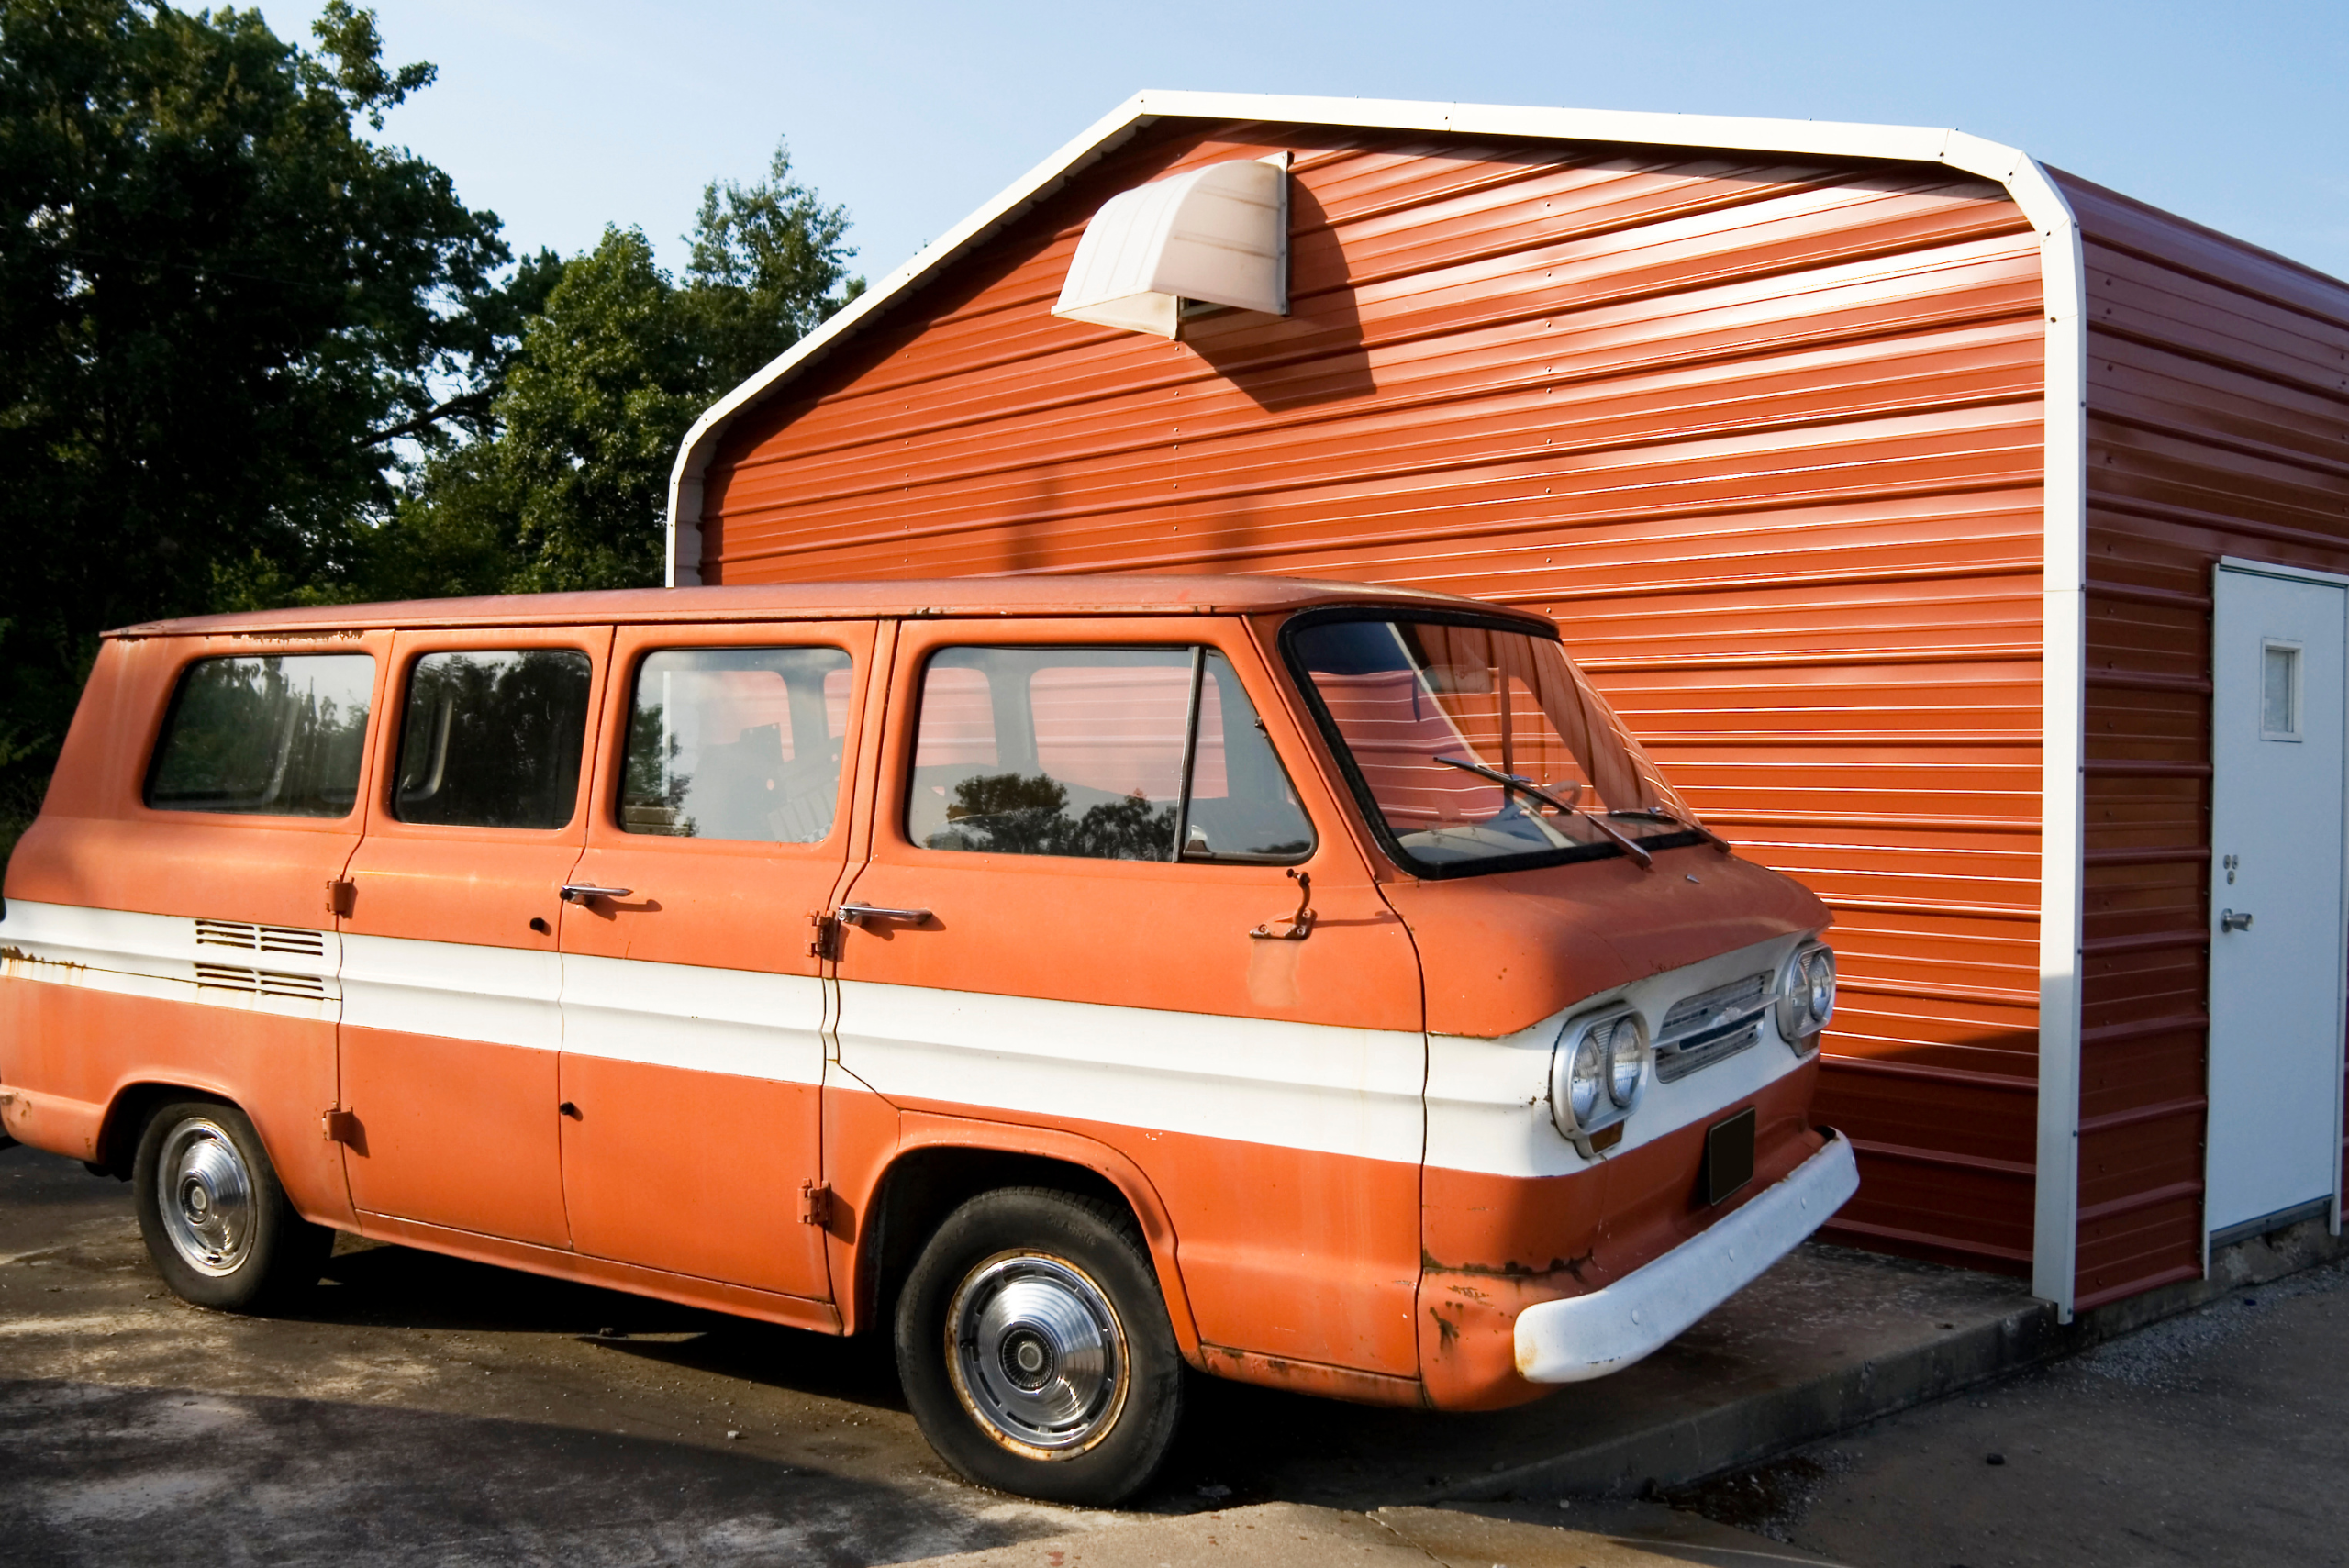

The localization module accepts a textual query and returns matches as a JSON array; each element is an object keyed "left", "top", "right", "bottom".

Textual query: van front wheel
[
  {"left": 132, "top": 1101, "right": 331, "bottom": 1313},
  {"left": 896, "top": 1187, "right": 1185, "bottom": 1505}
]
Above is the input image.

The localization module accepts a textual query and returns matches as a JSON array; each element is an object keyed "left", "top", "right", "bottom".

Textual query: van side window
[
  {"left": 394, "top": 651, "right": 593, "bottom": 829},
  {"left": 145, "top": 654, "right": 374, "bottom": 817},
  {"left": 620, "top": 648, "right": 852, "bottom": 843},
  {"left": 909, "top": 647, "right": 1312, "bottom": 863}
]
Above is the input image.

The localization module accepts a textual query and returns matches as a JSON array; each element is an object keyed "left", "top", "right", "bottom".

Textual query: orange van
[{"left": 0, "top": 575, "right": 1854, "bottom": 1502}]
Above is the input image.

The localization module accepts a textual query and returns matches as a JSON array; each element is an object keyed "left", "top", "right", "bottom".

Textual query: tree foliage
[
  {"left": 380, "top": 145, "right": 860, "bottom": 598},
  {"left": 0, "top": 0, "right": 526, "bottom": 753},
  {"left": 0, "top": 4, "right": 859, "bottom": 789}
]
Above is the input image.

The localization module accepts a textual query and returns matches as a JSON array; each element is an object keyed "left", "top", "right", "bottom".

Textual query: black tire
[
  {"left": 131, "top": 1099, "right": 332, "bottom": 1313},
  {"left": 896, "top": 1186, "right": 1185, "bottom": 1505}
]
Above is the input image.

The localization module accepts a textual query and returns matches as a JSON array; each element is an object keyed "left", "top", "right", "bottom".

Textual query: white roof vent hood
[{"left": 1052, "top": 154, "right": 1289, "bottom": 339}]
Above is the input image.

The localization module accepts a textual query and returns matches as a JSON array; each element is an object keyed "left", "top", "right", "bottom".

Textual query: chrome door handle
[
  {"left": 2220, "top": 908, "right": 2254, "bottom": 932},
  {"left": 836, "top": 904, "right": 931, "bottom": 927},
  {"left": 560, "top": 884, "right": 635, "bottom": 903}
]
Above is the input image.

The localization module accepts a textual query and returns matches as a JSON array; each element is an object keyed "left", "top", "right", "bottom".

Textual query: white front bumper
[{"left": 1513, "top": 1131, "right": 1860, "bottom": 1384}]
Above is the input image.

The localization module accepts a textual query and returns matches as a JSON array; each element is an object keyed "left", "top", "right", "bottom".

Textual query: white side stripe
[
  {"left": 340, "top": 933, "right": 560, "bottom": 1053},
  {"left": 560, "top": 953, "right": 824, "bottom": 1084},
  {"left": 5, "top": 900, "right": 1814, "bottom": 1184},
  {"left": 0, "top": 900, "right": 339, "bottom": 1022},
  {"left": 834, "top": 980, "right": 1426, "bottom": 1167}
]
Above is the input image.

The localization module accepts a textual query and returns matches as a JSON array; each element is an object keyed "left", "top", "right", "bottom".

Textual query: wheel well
[
  {"left": 861, "top": 1148, "right": 1140, "bottom": 1335},
  {"left": 92, "top": 1083, "right": 225, "bottom": 1180}
]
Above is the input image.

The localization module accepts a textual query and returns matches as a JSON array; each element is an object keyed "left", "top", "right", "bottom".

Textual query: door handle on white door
[{"left": 2220, "top": 909, "right": 2254, "bottom": 932}]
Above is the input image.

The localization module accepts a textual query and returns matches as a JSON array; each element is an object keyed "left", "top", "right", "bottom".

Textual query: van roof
[{"left": 110, "top": 574, "right": 1554, "bottom": 639}]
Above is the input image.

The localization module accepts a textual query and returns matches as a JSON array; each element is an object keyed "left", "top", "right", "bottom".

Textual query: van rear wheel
[
  {"left": 896, "top": 1187, "right": 1184, "bottom": 1505},
  {"left": 132, "top": 1100, "right": 331, "bottom": 1313}
]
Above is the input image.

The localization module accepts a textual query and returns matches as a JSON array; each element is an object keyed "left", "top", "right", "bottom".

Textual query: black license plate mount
[{"left": 1702, "top": 1106, "right": 1757, "bottom": 1207}]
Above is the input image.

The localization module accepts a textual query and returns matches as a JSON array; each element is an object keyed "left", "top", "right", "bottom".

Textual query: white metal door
[{"left": 2206, "top": 565, "right": 2348, "bottom": 1246}]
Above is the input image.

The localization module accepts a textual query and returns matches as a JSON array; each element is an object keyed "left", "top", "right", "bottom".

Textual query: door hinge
[
  {"left": 807, "top": 911, "right": 843, "bottom": 962},
  {"left": 799, "top": 1180, "right": 833, "bottom": 1227},
  {"left": 325, "top": 878, "right": 356, "bottom": 918},
  {"left": 320, "top": 1109, "right": 360, "bottom": 1145}
]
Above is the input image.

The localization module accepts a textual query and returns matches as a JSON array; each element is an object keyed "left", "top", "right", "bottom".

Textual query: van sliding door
[{"left": 552, "top": 621, "right": 872, "bottom": 1307}]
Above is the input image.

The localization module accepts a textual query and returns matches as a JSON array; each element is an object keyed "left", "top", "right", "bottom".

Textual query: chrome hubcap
[
  {"left": 947, "top": 1253, "right": 1127, "bottom": 1455},
  {"left": 156, "top": 1118, "right": 253, "bottom": 1277}
]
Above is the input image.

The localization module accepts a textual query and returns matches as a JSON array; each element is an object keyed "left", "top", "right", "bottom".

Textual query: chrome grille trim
[{"left": 1653, "top": 971, "right": 1772, "bottom": 1084}]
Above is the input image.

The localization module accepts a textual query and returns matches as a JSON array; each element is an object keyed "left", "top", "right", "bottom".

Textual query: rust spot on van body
[{"left": 1421, "top": 1249, "right": 1593, "bottom": 1286}]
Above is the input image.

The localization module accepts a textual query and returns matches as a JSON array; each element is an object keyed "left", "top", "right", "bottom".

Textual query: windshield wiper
[
  {"left": 1433, "top": 755, "right": 1653, "bottom": 870},
  {"left": 1609, "top": 805, "right": 1733, "bottom": 855}
]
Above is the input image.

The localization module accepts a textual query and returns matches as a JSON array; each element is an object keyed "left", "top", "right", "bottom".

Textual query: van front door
[
  {"left": 337, "top": 628, "right": 609, "bottom": 1249},
  {"left": 2206, "top": 565, "right": 2348, "bottom": 1249},
  {"left": 552, "top": 622, "right": 871, "bottom": 1304},
  {"left": 829, "top": 620, "right": 1428, "bottom": 1378}
]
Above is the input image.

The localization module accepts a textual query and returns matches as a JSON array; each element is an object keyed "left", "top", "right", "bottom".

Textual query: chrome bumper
[{"left": 1514, "top": 1131, "right": 1859, "bottom": 1384}]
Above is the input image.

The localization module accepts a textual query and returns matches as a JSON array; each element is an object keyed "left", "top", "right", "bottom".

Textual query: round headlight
[
  {"left": 1567, "top": 1031, "right": 1606, "bottom": 1125},
  {"left": 1803, "top": 947, "right": 1836, "bottom": 1035},
  {"left": 1606, "top": 1016, "right": 1645, "bottom": 1108},
  {"left": 1776, "top": 941, "right": 1834, "bottom": 1047}
]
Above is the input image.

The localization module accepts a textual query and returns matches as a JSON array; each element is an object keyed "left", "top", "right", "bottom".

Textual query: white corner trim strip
[
  {"left": 2016, "top": 159, "right": 2087, "bottom": 1321},
  {"left": 1515, "top": 1131, "right": 1860, "bottom": 1381}
]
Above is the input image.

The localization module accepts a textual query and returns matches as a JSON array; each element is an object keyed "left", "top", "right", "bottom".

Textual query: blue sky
[{"left": 306, "top": 1, "right": 2347, "bottom": 288}]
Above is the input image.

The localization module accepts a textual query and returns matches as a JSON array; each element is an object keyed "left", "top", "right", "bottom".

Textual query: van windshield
[{"left": 1286, "top": 614, "right": 1703, "bottom": 876}]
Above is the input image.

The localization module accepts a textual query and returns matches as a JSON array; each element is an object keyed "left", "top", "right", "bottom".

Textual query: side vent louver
[
  {"left": 194, "top": 964, "right": 328, "bottom": 1000},
  {"left": 195, "top": 919, "right": 327, "bottom": 958}
]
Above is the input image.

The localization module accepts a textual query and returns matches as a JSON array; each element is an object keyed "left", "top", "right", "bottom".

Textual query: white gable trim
[{"left": 665, "top": 90, "right": 2063, "bottom": 589}]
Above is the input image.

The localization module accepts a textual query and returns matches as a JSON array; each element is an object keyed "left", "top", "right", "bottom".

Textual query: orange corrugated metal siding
[
  {"left": 703, "top": 122, "right": 2049, "bottom": 1273},
  {"left": 2060, "top": 169, "right": 2349, "bottom": 1311}
]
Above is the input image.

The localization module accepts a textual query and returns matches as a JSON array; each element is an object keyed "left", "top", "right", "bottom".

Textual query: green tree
[
  {"left": 0, "top": 0, "right": 528, "bottom": 759},
  {"left": 378, "top": 143, "right": 860, "bottom": 598}
]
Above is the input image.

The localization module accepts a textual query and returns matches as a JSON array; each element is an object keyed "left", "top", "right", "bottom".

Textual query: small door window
[
  {"left": 393, "top": 650, "right": 594, "bottom": 828},
  {"left": 620, "top": 647, "right": 853, "bottom": 842},
  {"left": 145, "top": 653, "right": 374, "bottom": 817},
  {"left": 908, "top": 646, "right": 1312, "bottom": 862},
  {"left": 2262, "top": 641, "right": 2301, "bottom": 741}
]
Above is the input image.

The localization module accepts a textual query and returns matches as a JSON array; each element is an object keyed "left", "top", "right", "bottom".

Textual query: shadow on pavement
[{"left": 0, "top": 1376, "right": 1022, "bottom": 1568}]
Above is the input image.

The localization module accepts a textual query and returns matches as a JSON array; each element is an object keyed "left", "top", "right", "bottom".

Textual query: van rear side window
[
  {"left": 394, "top": 650, "right": 593, "bottom": 829},
  {"left": 145, "top": 654, "right": 374, "bottom": 817},
  {"left": 620, "top": 647, "right": 853, "bottom": 842}
]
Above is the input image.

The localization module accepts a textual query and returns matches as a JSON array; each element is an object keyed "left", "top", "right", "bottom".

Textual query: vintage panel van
[{"left": 0, "top": 575, "right": 1855, "bottom": 1502}]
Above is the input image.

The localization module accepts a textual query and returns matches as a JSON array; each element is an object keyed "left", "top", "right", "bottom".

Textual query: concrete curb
[
  {"left": 1438, "top": 1216, "right": 2347, "bottom": 1503},
  {"left": 1451, "top": 1296, "right": 2064, "bottom": 1501}
]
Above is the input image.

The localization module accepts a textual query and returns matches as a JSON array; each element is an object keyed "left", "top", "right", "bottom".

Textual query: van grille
[
  {"left": 195, "top": 963, "right": 328, "bottom": 1001},
  {"left": 195, "top": 919, "right": 327, "bottom": 959},
  {"left": 1654, "top": 972, "right": 1772, "bottom": 1084}
]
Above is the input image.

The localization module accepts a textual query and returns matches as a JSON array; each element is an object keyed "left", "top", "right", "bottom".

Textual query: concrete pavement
[
  {"left": 1667, "top": 1257, "right": 2349, "bottom": 1566},
  {"left": 898, "top": 1503, "right": 1843, "bottom": 1568},
  {"left": 9, "top": 1132, "right": 2345, "bottom": 1566}
]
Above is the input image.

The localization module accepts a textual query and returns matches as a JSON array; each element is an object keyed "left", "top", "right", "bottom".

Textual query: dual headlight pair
[{"left": 1548, "top": 940, "right": 1836, "bottom": 1155}]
